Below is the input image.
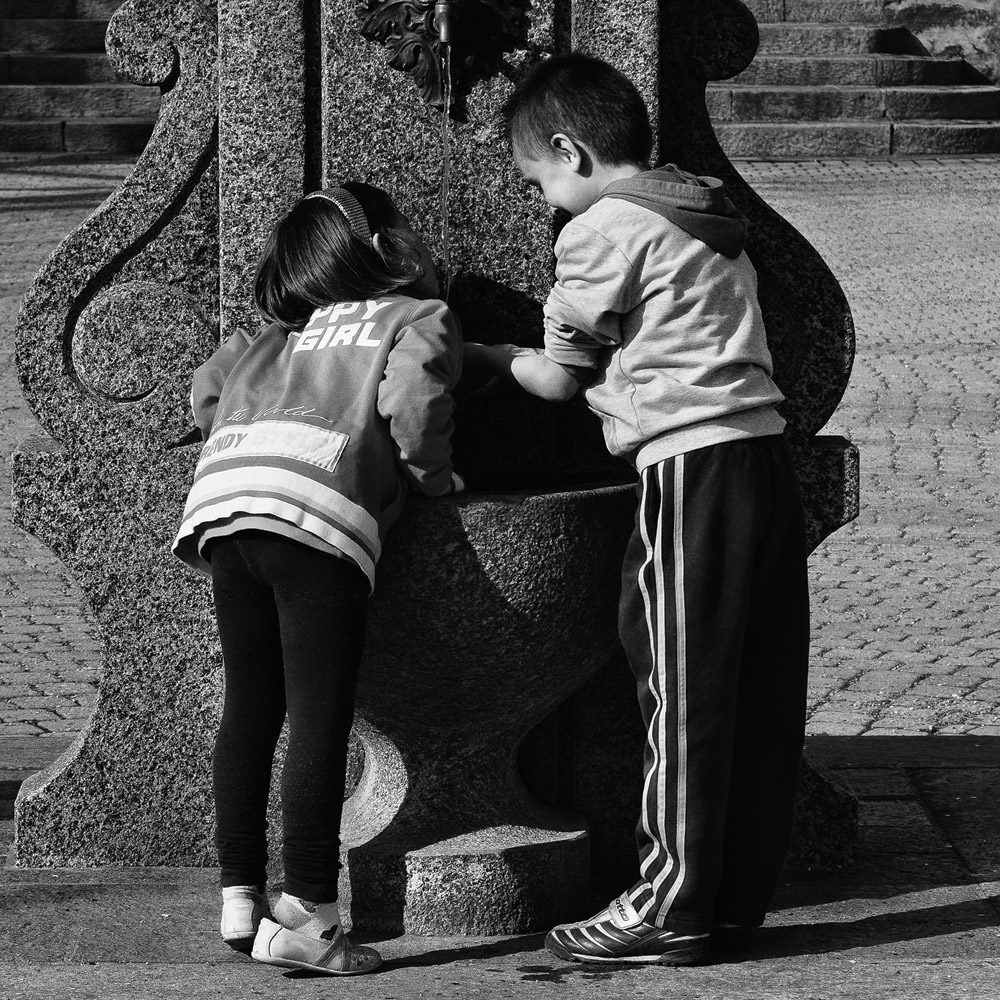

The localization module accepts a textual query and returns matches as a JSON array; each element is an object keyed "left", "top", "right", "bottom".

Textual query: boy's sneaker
[
  {"left": 220, "top": 886, "right": 272, "bottom": 951},
  {"left": 545, "top": 893, "right": 710, "bottom": 965},
  {"left": 251, "top": 918, "right": 382, "bottom": 975}
]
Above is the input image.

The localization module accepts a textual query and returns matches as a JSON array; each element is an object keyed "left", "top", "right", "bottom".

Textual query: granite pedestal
[{"left": 12, "top": 0, "right": 860, "bottom": 933}]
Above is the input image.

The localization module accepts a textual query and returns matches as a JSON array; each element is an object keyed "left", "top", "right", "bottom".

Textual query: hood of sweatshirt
[{"left": 596, "top": 163, "right": 748, "bottom": 259}]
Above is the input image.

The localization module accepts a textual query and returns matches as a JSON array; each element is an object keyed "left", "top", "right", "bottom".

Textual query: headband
[{"left": 304, "top": 187, "right": 372, "bottom": 242}]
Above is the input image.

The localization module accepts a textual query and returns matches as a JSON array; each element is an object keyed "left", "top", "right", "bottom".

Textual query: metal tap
[{"left": 434, "top": 0, "right": 457, "bottom": 45}]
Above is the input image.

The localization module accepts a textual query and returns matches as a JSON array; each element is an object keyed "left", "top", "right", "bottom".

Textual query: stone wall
[{"left": 886, "top": 1, "right": 1000, "bottom": 83}]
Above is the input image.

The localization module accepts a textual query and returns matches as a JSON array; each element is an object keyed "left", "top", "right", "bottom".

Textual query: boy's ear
[
  {"left": 550, "top": 133, "right": 587, "bottom": 173},
  {"left": 372, "top": 232, "right": 384, "bottom": 256}
]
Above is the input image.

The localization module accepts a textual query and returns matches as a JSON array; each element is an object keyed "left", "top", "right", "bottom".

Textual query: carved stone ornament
[{"left": 356, "top": 0, "right": 528, "bottom": 110}]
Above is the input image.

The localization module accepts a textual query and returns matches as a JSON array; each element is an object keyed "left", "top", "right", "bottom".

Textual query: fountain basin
[{"left": 339, "top": 481, "right": 637, "bottom": 934}]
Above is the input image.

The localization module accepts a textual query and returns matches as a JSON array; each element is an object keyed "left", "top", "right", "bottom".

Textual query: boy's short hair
[
  {"left": 255, "top": 182, "right": 421, "bottom": 331},
  {"left": 503, "top": 52, "right": 652, "bottom": 167}
]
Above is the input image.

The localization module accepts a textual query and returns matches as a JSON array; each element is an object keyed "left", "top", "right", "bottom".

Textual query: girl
[{"left": 173, "top": 183, "right": 464, "bottom": 975}]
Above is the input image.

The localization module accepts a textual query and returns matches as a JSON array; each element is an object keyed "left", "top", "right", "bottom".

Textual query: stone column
[{"left": 218, "top": 0, "right": 312, "bottom": 340}]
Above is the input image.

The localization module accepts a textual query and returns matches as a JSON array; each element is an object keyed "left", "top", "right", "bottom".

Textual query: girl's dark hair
[
  {"left": 254, "top": 181, "right": 423, "bottom": 330},
  {"left": 503, "top": 53, "right": 652, "bottom": 168}
]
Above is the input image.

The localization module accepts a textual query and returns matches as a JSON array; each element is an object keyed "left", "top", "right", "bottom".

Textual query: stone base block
[
  {"left": 340, "top": 827, "right": 590, "bottom": 936},
  {"left": 787, "top": 753, "right": 859, "bottom": 869}
]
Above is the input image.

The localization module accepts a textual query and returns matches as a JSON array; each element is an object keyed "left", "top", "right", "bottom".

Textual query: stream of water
[{"left": 440, "top": 42, "right": 452, "bottom": 301}]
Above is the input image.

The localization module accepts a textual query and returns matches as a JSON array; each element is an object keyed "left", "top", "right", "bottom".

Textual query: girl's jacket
[{"left": 172, "top": 295, "right": 463, "bottom": 591}]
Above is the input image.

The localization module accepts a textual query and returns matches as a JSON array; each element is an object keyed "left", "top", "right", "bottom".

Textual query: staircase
[
  {"left": 711, "top": 0, "right": 1000, "bottom": 158},
  {"left": 0, "top": 0, "right": 158, "bottom": 157},
  {"left": 0, "top": 737, "right": 73, "bottom": 862}
]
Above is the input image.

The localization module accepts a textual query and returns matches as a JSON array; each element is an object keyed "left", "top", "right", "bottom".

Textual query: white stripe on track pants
[{"left": 619, "top": 435, "right": 810, "bottom": 930}]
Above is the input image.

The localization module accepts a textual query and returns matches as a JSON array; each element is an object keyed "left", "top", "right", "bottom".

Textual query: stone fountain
[{"left": 11, "top": 0, "right": 859, "bottom": 935}]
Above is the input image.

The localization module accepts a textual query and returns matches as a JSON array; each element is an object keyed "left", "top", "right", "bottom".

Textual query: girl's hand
[{"left": 460, "top": 342, "right": 505, "bottom": 390}]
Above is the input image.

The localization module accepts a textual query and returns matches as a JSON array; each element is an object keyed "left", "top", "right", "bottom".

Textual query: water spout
[{"left": 434, "top": 1, "right": 458, "bottom": 45}]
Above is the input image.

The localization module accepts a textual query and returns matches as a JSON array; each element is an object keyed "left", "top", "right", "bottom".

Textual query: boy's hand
[{"left": 462, "top": 343, "right": 584, "bottom": 402}]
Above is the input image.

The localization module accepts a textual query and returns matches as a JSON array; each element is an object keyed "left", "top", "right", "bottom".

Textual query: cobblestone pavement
[
  {"left": 0, "top": 159, "right": 133, "bottom": 741},
  {"left": 0, "top": 156, "right": 998, "bottom": 744},
  {"left": 738, "top": 156, "right": 1000, "bottom": 737}
]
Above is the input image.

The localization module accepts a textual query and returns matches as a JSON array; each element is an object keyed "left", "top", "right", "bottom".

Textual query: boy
[{"left": 467, "top": 53, "right": 809, "bottom": 966}]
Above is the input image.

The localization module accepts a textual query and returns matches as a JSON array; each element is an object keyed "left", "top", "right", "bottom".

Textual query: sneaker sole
[{"left": 546, "top": 938, "right": 708, "bottom": 966}]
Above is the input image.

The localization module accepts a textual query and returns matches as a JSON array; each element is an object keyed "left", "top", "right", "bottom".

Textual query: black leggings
[{"left": 209, "top": 531, "right": 367, "bottom": 902}]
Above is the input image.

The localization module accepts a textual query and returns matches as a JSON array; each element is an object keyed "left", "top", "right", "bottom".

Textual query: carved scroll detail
[{"left": 15, "top": 0, "right": 219, "bottom": 452}]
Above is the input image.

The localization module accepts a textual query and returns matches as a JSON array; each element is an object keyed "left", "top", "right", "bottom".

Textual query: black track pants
[
  {"left": 620, "top": 435, "right": 810, "bottom": 929},
  {"left": 210, "top": 531, "right": 367, "bottom": 902}
]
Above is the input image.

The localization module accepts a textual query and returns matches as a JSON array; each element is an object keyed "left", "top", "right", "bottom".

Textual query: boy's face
[{"left": 513, "top": 143, "right": 602, "bottom": 217}]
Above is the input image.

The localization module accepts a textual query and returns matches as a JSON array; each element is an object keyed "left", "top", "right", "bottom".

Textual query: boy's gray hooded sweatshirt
[{"left": 542, "top": 163, "right": 785, "bottom": 470}]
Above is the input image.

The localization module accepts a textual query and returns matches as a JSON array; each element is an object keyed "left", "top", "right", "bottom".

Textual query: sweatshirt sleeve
[
  {"left": 376, "top": 300, "right": 463, "bottom": 496},
  {"left": 190, "top": 327, "right": 261, "bottom": 440},
  {"left": 543, "top": 219, "right": 638, "bottom": 370}
]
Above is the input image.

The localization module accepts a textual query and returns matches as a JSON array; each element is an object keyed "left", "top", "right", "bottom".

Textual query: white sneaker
[
  {"left": 220, "top": 886, "right": 272, "bottom": 950},
  {"left": 251, "top": 918, "right": 382, "bottom": 975}
]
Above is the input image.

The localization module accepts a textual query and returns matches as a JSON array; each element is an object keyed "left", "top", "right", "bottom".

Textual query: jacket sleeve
[
  {"left": 376, "top": 300, "right": 463, "bottom": 496},
  {"left": 190, "top": 327, "right": 261, "bottom": 439},
  {"left": 542, "top": 219, "right": 638, "bottom": 370}
]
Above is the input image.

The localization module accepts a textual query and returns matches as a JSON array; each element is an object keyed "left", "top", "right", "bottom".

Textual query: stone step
[
  {"left": 0, "top": 117, "right": 61, "bottom": 151},
  {"left": 709, "top": 84, "right": 1000, "bottom": 123},
  {"left": 65, "top": 114, "right": 152, "bottom": 152},
  {"left": 756, "top": 23, "right": 921, "bottom": 57},
  {"left": 742, "top": 0, "right": 885, "bottom": 23},
  {"left": 0, "top": 0, "right": 122, "bottom": 13},
  {"left": 3, "top": 52, "right": 118, "bottom": 85},
  {"left": 0, "top": 0, "right": 76, "bottom": 16},
  {"left": 0, "top": 819, "right": 12, "bottom": 863},
  {"left": 0, "top": 736, "right": 74, "bottom": 772},
  {"left": 714, "top": 119, "right": 1000, "bottom": 158},
  {"left": 0, "top": 737, "right": 74, "bottom": 834},
  {"left": 0, "top": 777, "right": 20, "bottom": 819},
  {"left": 0, "top": 116, "right": 152, "bottom": 153},
  {"left": 730, "top": 54, "right": 969, "bottom": 88},
  {"left": 1, "top": 767, "right": 20, "bottom": 862},
  {"left": 0, "top": 83, "right": 159, "bottom": 119},
  {"left": 77, "top": 1, "right": 124, "bottom": 16},
  {"left": 0, "top": 18, "right": 108, "bottom": 53},
  {"left": 891, "top": 119, "right": 1000, "bottom": 155}
]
